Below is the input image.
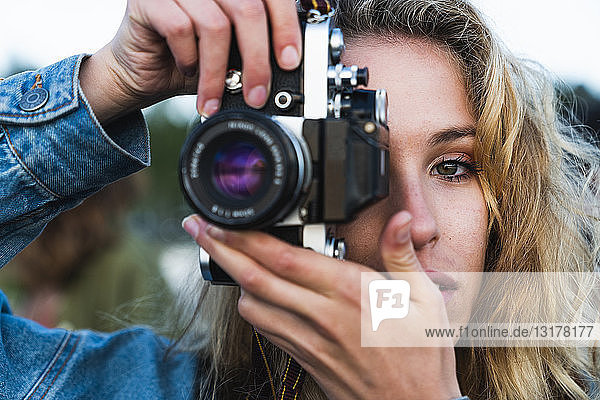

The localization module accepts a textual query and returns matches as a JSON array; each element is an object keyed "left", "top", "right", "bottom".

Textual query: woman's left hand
[{"left": 182, "top": 212, "right": 462, "bottom": 400}]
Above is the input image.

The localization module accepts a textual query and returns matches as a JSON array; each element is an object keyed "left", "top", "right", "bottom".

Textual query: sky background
[{"left": 1, "top": 0, "right": 599, "bottom": 119}]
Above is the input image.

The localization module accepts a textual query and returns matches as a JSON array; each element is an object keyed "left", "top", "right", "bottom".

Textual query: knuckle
[
  {"left": 312, "top": 312, "right": 340, "bottom": 341},
  {"left": 340, "top": 282, "right": 361, "bottom": 307},
  {"left": 245, "top": 62, "right": 270, "bottom": 79},
  {"left": 199, "top": 14, "right": 229, "bottom": 35},
  {"left": 271, "top": 21, "right": 300, "bottom": 45},
  {"left": 276, "top": 248, "right": 297, "bottom": 275},
  {"left": 198, "top": 71, "right": 226, "bottom": 94},
  {"left": 179, "top": 54, "right": 198, "bottom": 68},
  {"left": 198, "top": 67, "right": 224, "bottom": 84},
  {"left": 237, "top": 0, "right": 265, "bottom": 19},
  {"left": 243, "top": 232, "right": 269, "bottom": 251},
  {"left": 164, "top": 18, "right": 193, "bottom": 38},
  {"left": 243, "top": 65, "right": 271, "bottom": 87},
  {"left": 386, "top": 249, "right": 417, "bottom": 269},
  {"left": 240, "top": 269, "right": 262, "bottom": 292},
  {"left": 300, "top": 336, "right": 324, "bottom": 360}
]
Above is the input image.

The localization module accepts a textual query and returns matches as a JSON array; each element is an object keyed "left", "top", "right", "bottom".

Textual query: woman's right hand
[
  {"left": 80, "top": 0, "right": 302, "bottom": 123},
  {"left": 182, "top": 212, "right": 463, "bottom": 400}
]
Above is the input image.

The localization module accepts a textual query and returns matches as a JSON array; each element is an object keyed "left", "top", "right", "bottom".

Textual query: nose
[{"left": 392, "top": 176, "right": 440, "bottom": 250}]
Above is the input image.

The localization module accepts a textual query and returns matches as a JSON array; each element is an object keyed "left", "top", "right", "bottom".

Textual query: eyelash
[{"left": 431, "top": 154, "right": 482, "bottom": 183}]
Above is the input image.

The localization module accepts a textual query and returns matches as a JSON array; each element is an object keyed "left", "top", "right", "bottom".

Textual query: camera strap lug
[{"left": 297, "top": 0, "right": 335, "bottom": 23}]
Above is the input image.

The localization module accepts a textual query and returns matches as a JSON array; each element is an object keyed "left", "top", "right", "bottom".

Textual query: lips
[{"left": 424, "top": 270, "right": 459, "bottom": 303}]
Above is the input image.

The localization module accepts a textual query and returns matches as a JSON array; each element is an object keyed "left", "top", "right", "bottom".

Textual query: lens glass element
[{"left": 212, "top": 142, "right": 267, "bottom": 200}]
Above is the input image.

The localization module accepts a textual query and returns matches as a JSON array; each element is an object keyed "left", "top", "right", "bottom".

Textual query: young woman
[
  {"left": 0, "top": 0, "right": 597, "bottom": 399},
  {"left": 180, "top": 1, "right": 600, "bottom": 399}
]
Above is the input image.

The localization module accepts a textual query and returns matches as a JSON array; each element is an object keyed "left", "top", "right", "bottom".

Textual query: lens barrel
[{"left": 180, "top": 111, "right": 308, "bottom": 229}]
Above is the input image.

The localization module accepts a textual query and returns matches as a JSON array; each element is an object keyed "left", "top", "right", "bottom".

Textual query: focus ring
[{"left": 180, "top": 111, "right": 306, "bottom": 229}]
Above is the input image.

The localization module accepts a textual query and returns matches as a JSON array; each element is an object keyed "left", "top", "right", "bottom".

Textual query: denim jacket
[{"left": 0, "top": 55, "right": 196, "bottom": 399}]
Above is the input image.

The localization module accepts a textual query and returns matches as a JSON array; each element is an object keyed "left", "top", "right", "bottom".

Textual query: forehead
[{"left": 341, "top": 37, "right": 474, "bottom": 142}]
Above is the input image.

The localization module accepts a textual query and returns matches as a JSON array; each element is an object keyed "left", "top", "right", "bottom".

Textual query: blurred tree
[
  {"left": 0, "top": 175, "right": 174, "bottom": 332},
  {"left": 572, "top": 85, "right": 600, "bottom": 136},
  {"left": 128, "top": 102, "right": 195, "bottom": 244},
  {"left": 556, "top": 82, "right": 600, "bottom": 141}
]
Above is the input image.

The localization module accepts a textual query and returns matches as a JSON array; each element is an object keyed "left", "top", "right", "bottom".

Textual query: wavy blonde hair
[{"left": 177, "top": 1, "right": 600, "bottom": 398}]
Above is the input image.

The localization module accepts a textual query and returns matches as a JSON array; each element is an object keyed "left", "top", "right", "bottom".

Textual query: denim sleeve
[
  {"left": 0, "top": 54, "right": 150, "bottom": 267},
  {"left": 0, "top": 291, "right": 197, "bottom": 399}
]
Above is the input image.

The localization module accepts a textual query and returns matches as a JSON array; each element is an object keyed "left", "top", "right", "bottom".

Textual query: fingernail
[
  {"left": 247, "top": 85, "right": 267, "bottom": 108},
  {"left": 395, "top": 215, "right": 412, "bottom": 244},
  {"left": 202, "top": 98, "right": 220, "bottom": 116},
  {"left": 206, "top": 224, "right": 226, "bottom": 242},
  {"left": 182, "top": 215, "right": 206, "bottom": 238},
  {"left": 280, "top": 45, "right": 300, "bottom": 69}
]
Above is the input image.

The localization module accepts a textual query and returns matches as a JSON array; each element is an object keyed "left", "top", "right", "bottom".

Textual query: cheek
[
  {"left": 432, "top": 186, "right": 488, "bottom": 273},
  {"left": 336, "top": 202, "right": 390, "bottom": 267},
  {"left": 435, "top": 188, "right": 488, "bottom": 323},
  {"left": 336, "top": 182, "right": 489, "bottom": 272}
]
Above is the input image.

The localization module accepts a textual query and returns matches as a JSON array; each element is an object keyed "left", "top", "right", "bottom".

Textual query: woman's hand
[
  {"left": 80, "top": 0, "right": 302, "bottom": 123},
  {"left": 182, "top": 212, "right": 462, "bottom": 400}
]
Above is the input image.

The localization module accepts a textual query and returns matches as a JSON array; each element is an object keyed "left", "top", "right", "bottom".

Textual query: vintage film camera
[{"left": 179, "top": 12, "right": 389, "bottom": 285}]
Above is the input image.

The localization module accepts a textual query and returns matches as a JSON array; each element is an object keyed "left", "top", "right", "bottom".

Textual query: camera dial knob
[
  {"left": 375, "top": 89, "right": 388, "bottom": 126},
  {"left": 225, "top": 69, "right": 243, "bottom": 93},
  {"left": 328, "top": 65, "right": 369, "bottom": 89},
  {"left": 274, "top": 91, "right": 303, "bottom": 111},
  {"left": 329, "top": 28, "right": 345, "bottom": 63},
  {"left": 325, "top": 236, "right": 347, "bottom": 260}
]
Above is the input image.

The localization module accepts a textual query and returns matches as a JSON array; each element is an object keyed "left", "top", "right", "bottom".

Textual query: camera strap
[
  {"left": 247, "top": 327, "right": 307, "bottom": 400},
  {"left": 298, "top": 0, "right": 333, "bottom": 16}
]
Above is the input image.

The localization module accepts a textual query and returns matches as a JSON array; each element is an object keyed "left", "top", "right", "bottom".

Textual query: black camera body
[{"left": 179, "top": 14, "right": 389, "bottom": 285}]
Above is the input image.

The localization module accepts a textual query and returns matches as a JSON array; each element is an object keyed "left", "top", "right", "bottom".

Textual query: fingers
[
  {"left": 186, "top": 0, "right": 302, "bottom": 112},
  {"left": 132, "top": 0, "right": 301, "bottom": 114},
  {"left": 183, "top": 215, "right": 364, "bottom": 294},
  {"left": 379, "top": 211, "right": 440, "bottom": 299},
  {"left": 215, "top": 0, "right": 271, "bottom": 108},
  {"left": 182, "top": 214, "right": 361, "bottom": 371},
  {"left": 141, "top": 0, "right": 199, "bottom": 77},
  {"left": 216, "top": 0, "right": 302, "bottom": 108},
  {"left": 238, "top": 291, "right": 314, "bottom": 356},
  {"left": 263, "top": 0, "right": 303, "bottom": 70},
  {"left": 380, "top": 212, "right": 421, "bottom": 273},
  {"left": 178, "top": 0, "right": 232, "bottom": 115},
  {"left": 237, "top": 292, "right": 341, "bottom": 386},
  {"left": 182, "top": 215, "right": 324, "bottom": 316}
]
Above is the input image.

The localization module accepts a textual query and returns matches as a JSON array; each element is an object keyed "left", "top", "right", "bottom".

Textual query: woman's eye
[
  {"left": 430, "top": 154, "right": 481, "bottom": 183},
  {"left": 434, "top": 161, "right": 465, "bottom": 176},
  {"left": 430, "top": 156, "right": 480, "bottom": 183}
]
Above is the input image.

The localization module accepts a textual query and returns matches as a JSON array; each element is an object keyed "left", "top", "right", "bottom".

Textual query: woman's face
[{"left": 339, "top": 37, "right": 488, "bottom": 322}]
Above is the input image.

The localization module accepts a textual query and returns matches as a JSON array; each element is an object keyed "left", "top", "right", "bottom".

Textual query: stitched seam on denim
[
  {"left": 78, "top": 86, "right": 150, "bottom": 165},
  {"left": 23, "top": 332, "right": 71, "bottom": 400},
  {"left": 0, "top": 60, "right": 77, "bottom": 118},
  {"left": 38, "top": 335, "right": 81, "bottom": 400},
  {"left": 2, "top": 124, "right": 62, "bottom": 199}
]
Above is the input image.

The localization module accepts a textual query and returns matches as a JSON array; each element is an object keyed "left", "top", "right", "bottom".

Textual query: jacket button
[{"left": 19, "top": 88, "right": 49, "bottom": 112}]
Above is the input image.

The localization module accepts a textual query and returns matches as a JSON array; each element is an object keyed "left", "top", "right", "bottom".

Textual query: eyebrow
[{"left": 427, "top": 126, "right": 477, "bottom": 147}]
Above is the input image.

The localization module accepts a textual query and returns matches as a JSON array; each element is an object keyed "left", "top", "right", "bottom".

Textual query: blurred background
[{"left": 0, "top": 0, "right": 598, "bottom": 331}]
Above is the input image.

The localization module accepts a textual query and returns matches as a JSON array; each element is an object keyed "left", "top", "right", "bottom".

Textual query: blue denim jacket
[{"left": 0, "top": 55, "right": 196, "bottom": 399}]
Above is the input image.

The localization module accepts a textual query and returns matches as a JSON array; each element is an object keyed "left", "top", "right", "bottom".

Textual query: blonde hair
[{"left": 179, "top": 1, "right": 600, "bottom": 398}]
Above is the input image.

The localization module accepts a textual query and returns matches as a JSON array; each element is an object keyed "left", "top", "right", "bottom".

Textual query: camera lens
[
  {"left": 212, "top": 142, "right": 267, "bottom": 200},
  {"left": 180, "top": 111, "right": 309, "bottom": 229}
]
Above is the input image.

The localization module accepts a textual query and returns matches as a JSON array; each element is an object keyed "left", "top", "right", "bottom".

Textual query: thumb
[{"left": 380, "top": 211, "right": 422, "bottom": 273}]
